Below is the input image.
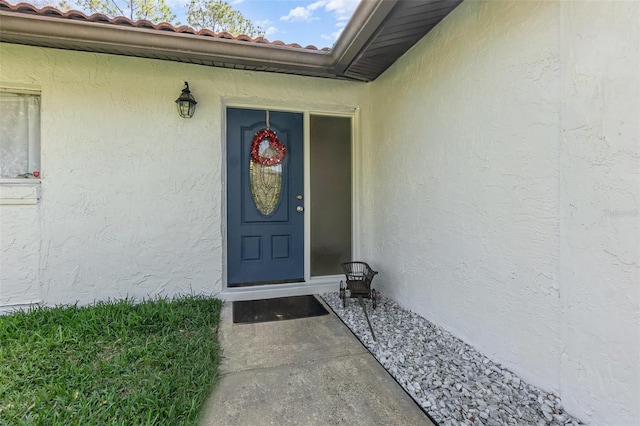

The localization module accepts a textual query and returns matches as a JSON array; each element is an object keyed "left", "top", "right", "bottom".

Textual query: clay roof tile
[{"left": 0, "top": 0, "right": 329, "bottom": 50}]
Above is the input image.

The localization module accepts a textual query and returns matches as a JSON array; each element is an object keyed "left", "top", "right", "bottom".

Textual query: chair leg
[
  {"left": 357, "top": 296, "right": 376, "bottom": 341},
  {"left": 340, "top": 281, "right": 346, "bottom": 308}
]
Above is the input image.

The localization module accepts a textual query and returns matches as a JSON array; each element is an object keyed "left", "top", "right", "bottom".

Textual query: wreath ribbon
[{"left": 250, "top": 129, "right": 286, "bottom": 166}]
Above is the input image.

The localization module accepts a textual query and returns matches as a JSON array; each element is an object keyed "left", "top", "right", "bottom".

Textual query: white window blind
[{"left": 0, "top": 92, "right": 41, "bottom": 179}]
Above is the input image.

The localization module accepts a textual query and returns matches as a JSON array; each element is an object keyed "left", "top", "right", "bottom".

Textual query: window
[
  {"left": 0, "top": 91, "right": 41, "bottom": 179},
  {"left": 310, "top": 115, "right": 352, "bottom": 276}
]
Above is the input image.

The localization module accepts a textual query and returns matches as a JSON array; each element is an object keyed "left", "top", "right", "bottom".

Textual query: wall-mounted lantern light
[{"left": 175, "top": 81, "right": 197, "bottom": 118}]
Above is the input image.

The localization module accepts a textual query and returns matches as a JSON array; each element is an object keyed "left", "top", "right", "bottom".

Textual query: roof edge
[
  {"left": 0, "top": 8, "right": 340, "bottom": 77},
  {"left": 332, "top": 0, "right": 398, "bottom": 76},
  {"left": 0, "top": 0, "right": 331, "bottom": 50},
  {"left": 1, "top": 0, "right": 456, "bottom": 82}
]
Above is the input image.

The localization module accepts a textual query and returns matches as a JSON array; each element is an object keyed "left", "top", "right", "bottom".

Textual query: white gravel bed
[{"left": 322, "top": 292, "right": 585, "bottom": 426}]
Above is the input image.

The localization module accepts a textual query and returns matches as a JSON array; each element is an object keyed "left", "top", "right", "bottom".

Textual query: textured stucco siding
[
  {"left": 0, "top": 44, "right": 367, "bottom": 308},
  {"left": 558, "top": 2, "right": 640, "bottom": 423},
  {"left": 366, "top": 1, "right": 639, "bottom": 425},
  {"left": 0, "top": 201, "right": 40, "bottom": 309}
]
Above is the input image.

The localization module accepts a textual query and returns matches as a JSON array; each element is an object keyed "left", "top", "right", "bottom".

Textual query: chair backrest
[{"left": 341, "top": 261, "right": 377, "bottom": 282}]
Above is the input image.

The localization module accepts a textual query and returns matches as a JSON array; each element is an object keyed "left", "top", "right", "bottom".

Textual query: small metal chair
[{"left": 340, "top": 261, "right": 378, "bottom": 340}]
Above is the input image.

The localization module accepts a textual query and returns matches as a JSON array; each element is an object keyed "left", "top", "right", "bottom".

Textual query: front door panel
[{"left": 227, "top": 108, "right": 304, "bottom": 286}]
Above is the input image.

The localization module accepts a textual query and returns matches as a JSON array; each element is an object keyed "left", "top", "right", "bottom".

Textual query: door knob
[{"left": 296, "top": 206, "right": 304, "bottom": 212}]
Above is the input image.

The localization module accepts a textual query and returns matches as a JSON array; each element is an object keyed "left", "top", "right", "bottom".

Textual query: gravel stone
[{"left": 322, "top": 292, "right": 585, "bottom": 426}]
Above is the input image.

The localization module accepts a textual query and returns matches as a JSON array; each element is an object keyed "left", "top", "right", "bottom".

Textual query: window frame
[{"left": 0, "top": 86, "right": 42, "bottom": 205}]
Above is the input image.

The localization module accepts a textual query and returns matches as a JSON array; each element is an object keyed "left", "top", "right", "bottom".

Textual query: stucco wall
[
  {"left": 0, "top": 197, "right": 40, "bottom": 310},
  {"left": 0, "top": 43, "right": 367, "bottom": 309},
  {"left": 558, "top": 2, "right": 640, "bottom": 422},
  {"left": 366, "top": 1, "right": 639, "bottom": 425}
]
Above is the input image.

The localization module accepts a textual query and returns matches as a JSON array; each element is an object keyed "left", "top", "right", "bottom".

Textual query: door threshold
[
  {"left": 220, "top": 279, "right": 340, "bottom": 302},
  {"left": 229, "top": 278, "right": 304, "bottom": 288}
]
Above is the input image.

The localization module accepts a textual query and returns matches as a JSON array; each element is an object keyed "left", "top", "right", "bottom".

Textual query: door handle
[{"left": 296, "top": 206, "right": 304, "bottom": 213}]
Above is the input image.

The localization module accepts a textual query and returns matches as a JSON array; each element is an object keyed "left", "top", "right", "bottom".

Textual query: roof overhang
[{"left": 0, "top": 0, "right": 462, "bottom": 82}]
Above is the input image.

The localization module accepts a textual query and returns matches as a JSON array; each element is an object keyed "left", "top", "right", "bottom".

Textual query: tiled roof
[
  {"left": 0, "top": 0, "right": 331, "bottom": 51},
  {"left": 1, "top": 0, "right": 463, "bottom": 81}
]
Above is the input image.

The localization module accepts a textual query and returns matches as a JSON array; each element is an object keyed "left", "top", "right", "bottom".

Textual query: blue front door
[{"left": 227, "top": 108, "right": 304, "bottom": 286}]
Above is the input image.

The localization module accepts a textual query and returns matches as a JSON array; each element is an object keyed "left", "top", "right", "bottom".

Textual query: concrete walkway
[{"left": 200, "top": 297, "right": 434, "bottom": 426}]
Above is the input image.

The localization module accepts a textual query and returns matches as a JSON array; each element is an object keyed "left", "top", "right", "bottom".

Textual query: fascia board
[{"left": 0, "top": 12, "right": 336, "bottom": 74}]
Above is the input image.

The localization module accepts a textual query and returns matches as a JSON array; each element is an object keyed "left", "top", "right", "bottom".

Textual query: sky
[{"left": 171, "top": 0, "right": 361, "bottom": 49}]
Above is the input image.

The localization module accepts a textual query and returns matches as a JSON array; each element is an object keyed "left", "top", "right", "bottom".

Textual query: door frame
[{"left": 221, "top": 98, "right": 362, "bottom": 301}]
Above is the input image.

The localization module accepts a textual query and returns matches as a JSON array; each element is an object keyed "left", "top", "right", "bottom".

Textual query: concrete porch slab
[{"left": 200, "top": 297, "right": 433, "bottom": 426}]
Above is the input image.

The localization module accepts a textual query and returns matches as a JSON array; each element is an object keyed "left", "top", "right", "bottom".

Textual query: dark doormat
[{"left": 232, "top": 295, "right": 329, "bottom": 324}]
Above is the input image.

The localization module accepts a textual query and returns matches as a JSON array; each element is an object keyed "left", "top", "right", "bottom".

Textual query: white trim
[
  {"left": 222, "top": 98, "right": 357, "bottom": 115},
  {"left": 303, "top": 111, "right": 312, "bottom": 280},
  {"left": 0, "top": 179, "right": 42, "bottom": 184},
  {"left": 352, "top": 106, "right": 362, "bottom": 260},
  {"left": 0, "top": 84, "right": 41, "bottom": 95},
  {"left": 219, "top": 278, "right": 340, "bottom": 302},
  {"left": 221, "top": 97, "right": 358, "bottom": 300},
  {"left": 220, "top": 105, "right": 229, "bottom": 290},
  {"left": 0, "top": 181, "right": 41, "bottom": 205},
  {"left": 308, "top": 108, "right": 361, "bottom": 261}
]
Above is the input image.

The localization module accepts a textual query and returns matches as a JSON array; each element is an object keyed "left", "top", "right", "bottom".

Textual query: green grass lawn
[{"left": 0, "top": 295, "right": 222, "bottom": 425}]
